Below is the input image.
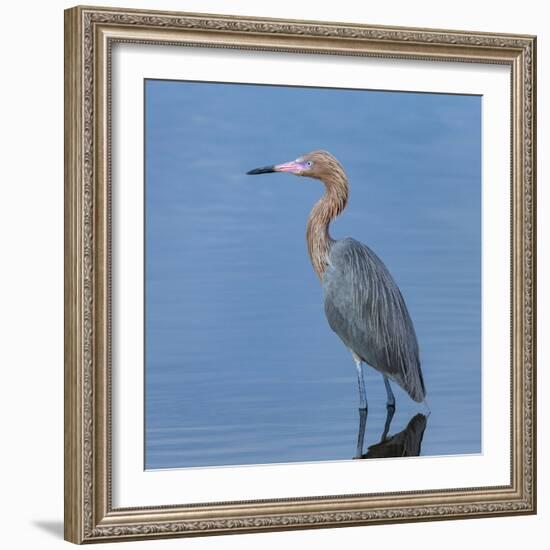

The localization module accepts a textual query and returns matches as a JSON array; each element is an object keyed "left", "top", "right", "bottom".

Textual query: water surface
[{"left": 145, "top": 80, "right": 481, "bottom": 469}]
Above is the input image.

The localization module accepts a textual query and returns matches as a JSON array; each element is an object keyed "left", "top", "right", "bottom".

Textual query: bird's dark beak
[
  {"left": 247, "top": 160, "right": 304, "bottom": 175},
  {"left": 246, "top": 165, "right": 276, "bottom": 175}
]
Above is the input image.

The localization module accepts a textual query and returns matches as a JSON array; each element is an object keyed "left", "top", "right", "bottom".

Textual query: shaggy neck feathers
[{"left": 306, "top": 165, "right": 349, "bottom": 279}]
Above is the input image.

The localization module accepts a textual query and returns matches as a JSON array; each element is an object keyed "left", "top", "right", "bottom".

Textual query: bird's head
[{"left": 246, "top": 150, "right": 345, "bottom": 183}]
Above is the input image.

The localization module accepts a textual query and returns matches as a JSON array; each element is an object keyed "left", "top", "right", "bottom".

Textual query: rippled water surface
[{"left": 145, "top": 80, "right": 481, "bottom": 469}]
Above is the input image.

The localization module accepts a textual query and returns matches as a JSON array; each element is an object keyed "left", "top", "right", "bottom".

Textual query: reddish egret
[{"left": 247, "top": 150, "right": 426, "bottom": 411}]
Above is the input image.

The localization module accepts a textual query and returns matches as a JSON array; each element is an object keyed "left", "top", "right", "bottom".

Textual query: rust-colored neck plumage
[{"left": 306, "top": 163, "right": 349, "bottom": 279}]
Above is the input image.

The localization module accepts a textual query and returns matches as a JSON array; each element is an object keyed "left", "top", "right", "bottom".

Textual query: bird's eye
[{"left": 306, "top": 161, "right": 313, "bottom": 168}]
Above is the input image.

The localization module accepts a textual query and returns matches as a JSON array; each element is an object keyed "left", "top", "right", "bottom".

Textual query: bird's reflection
[{"left": 354, "top": 408, "right": 428, "bottom": 459}]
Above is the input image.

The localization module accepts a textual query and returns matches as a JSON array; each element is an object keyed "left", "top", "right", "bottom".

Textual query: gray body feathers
[{"left": 323, "top": 238, "right": 425, "bottom": 402}]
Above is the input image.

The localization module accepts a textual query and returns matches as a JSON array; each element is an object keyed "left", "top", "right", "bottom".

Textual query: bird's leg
[
  {"left": 355, "top": 407, "right": 368, "bottom": 458},
  {"left": 383, "top": 376, "right": 396, "bottom": 410},
  {"left": 422, "top": 397, "right": 432, "bottom": 416},
  {"left": 381, "top": 402, "right": 395, "bottom": 442},
  {"left": 354, "top": 356, "right": 368, "bottom": 410}
]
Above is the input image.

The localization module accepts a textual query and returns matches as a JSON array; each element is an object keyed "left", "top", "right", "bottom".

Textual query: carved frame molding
[{"left": 64, "top": 6, "right": 536, "bottom": 543}]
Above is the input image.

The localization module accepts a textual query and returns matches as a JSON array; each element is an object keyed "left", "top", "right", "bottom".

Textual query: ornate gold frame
[{"left": 64, "top": 5, "right": 537, "bottom": 544}]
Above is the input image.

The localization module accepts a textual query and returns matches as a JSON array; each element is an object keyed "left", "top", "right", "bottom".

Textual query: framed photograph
[{"left": 64, "top": 5, "right": 537, "bottom": 544}]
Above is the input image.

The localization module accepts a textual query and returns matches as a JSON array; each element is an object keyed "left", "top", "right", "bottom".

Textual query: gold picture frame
[{"left": 64, "top": 5, "right": 536, "bottom": 544}]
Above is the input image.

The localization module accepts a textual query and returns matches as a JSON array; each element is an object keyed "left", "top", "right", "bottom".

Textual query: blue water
[{"left": 145, "top": 80, "right": 481, "bottom": 469}]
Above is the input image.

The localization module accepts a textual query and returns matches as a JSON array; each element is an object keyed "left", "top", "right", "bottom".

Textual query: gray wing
[{"left": 323, "top": 238, "right": 425, "bottom": 402}]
